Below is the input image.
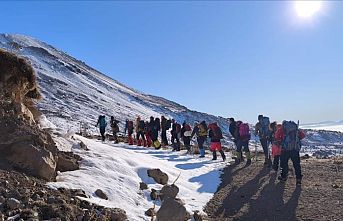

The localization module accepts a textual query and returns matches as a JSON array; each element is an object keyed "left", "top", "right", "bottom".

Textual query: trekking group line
[{"left": 96, "top": 114, "right": 306, "bottom": 185}]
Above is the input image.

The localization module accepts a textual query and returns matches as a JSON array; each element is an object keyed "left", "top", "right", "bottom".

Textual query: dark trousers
[
  {"left": 161, "top": 130, "right": 168, "bottom": 145},
  {"left": 260, "top": 138, "right": 270, "bottom": 158},
  {"left": 136, "top": 131, "right": 145, "bottom": 141},
  {"left": 273, "top": 155, "right": 280, "bottom": 171},
  {"left": 171, "top": 133, "right": 180, "bottom": 150},
  {"left": 280, "top": 150, "right": 302, "bottom": 180},
  {"left": 100, "top": 127, "right": 106, "bottom": 141},
  {"left": 183, "top": 136, "right": 191, "bottom": 151}
]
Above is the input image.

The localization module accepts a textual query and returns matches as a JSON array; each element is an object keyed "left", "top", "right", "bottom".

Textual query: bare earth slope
[{"left": 205, "top": 158, "right": 343, "bottom": 221}]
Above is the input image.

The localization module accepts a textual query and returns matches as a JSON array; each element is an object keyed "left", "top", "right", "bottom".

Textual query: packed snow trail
[{"left": 48, "top": 135, "right": 232, "bottom": 221}]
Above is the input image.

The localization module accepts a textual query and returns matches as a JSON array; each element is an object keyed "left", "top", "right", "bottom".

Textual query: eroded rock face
[
  {"left": 156, "top": 197, "right": 187, "bottom": 221},
  {"left": 147, "top": 169, "right": 169, "bottom": 185},
  {"left": 0, "top": 49, "right": 58, "bottom": 180}
]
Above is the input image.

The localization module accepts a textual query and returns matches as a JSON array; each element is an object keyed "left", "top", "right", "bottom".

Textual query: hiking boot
[
  {"left": 296, "top": 179, "right": 302, "bottom": 185},
  {"left": 212, "top": 158, "right": 217, "bottom": 161},
  {"left": 278, "top": 176, "right": 287, "bottom": 182},
  {"left": 199, "top": 155, "right": 205, "bottom": 158}
]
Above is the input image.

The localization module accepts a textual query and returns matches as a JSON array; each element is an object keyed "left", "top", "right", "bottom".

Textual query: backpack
[
  {"left": 184, "top": 124, "right": 191, "bottom": 131},
  {"left": 111, "top": 120, "right": 119, "bottom": 132},
  {"left": 239, "top": 123, "right": 251, "bottom": 140},
  {"left": 166, "top": 120, "right": 171, "bottom": 130},
  {"left": 212, "top": 125, "right": 223, "bottom": 140},
  {"left": 138, "top": 120, "right": 145, "bottom": 130},
  {"left": 99, "top": 116, "right": 107, "bottom": 127},
  {"left": 199, "top": 123, "right": 208, "bottom": 136},
  {"left": 282, "top": 121, "right": 301, "bottom": 151},
  {"left": 260, "top": 117, "right": 271, "bottom": 138}
]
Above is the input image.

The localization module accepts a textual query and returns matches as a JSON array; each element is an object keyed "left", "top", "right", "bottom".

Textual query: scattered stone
[
  {"left": 147, "top": 169, "right": 168, "bottom": 185},
  {"left": 95, "top": 189, "right": 108, "bottom": 200},
  {"left": 301, "top": 154, "right": 310, "bottom": 160},
  {"left": 332, "top": 184, "right": 340, "bottom": 189},
  {"left": 139, "top": 182, "right": 148, "bottom": 190},
  {"left": 56, "top": 152, "right": 80, "bottom": 172},
  {"left": 74, "top": 189, "right": 88, "bottom": 198},
  {"left": 156, "top": 197, "right": 187, "bottom": 221},
  {"left": 0, "top": 214, "right": 4, "bottom": 221},
  {"left": 150, "top": 189, "right": 159, "bottom": 201},
  {"left": 0, "top": 196, "right": 5, "bottom": 203},
  {"left": 80, "top": 141, "right": 89, "bottom": 151},
  {"left": 160, "top": 184, "right": 179, "bottom": 201},
  {"left": 110, "top": 208, "right": 128, "bottom": 221},
  {"left": 145, "top": 208, "right": 155, "bottom": 217},
  {"left": 193, "top": 210, "right": 203, "bottom": 221},
  {"left": 7, "top": 198, "right": 21, "bottom": 210},
  {"left": 47, "top": 196, "right": 56, "bottom": 204}
]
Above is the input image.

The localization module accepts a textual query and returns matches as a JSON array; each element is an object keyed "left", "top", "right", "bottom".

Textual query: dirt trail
[{"left": 204, "top": 157, "right": 343, "bottom": 221}]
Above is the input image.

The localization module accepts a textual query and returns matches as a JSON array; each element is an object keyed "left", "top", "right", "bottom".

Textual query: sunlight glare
[{"left": 295, "top": 1, "right": 322, "bottom": 18}]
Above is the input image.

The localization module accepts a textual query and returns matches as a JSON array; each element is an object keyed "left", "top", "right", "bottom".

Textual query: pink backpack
[{"left": 239, "top": 123, "right": 251, "bottom": 140}]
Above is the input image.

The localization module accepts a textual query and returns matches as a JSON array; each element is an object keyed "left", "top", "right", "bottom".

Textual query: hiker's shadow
[
  {"left": 237, "top": 174, "right": 302, "bottom": 221},
  {"left": 213, "top": 166, "right": 270, "bottom": 217}
]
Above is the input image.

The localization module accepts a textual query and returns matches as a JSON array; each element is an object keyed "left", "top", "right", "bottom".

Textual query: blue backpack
[
  {"left": 282, "top": 121, "right": 301, "bottom": 151},
  {"left": 99, "top": 116, "right": 107, "bottom": 127},
  {"left": 260, "top": 117, "right": 271, "bottom": 138}
]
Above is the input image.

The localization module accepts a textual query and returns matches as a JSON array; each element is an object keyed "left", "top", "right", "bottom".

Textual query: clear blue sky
[{"left": 1, "top": 1, "right": 342, "bottom": 124}]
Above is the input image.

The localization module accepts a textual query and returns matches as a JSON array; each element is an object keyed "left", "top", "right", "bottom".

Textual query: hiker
[
  {"left": 181, "top": 122, "right": 192, "bottom": 154},
  {"left": 171, "top": 119, "right": 181, "bottom": 151},
  {"left": 208, "top": 122, "right": 226, "bottom": 161},
  {"left": 255, "top": 115, "right": 272, "bottom": 166},
  {"left": 151, "top": 117, "right": 161, "bottom": 149},
  {"left": 136, "top": 116, "right": 146, "bottom": 146},
  {"left": 145, "top": 117, "right": 154, "bottom": 147},
  {"left": 96, "top": 115, "right": 107, "bottom": 142},
  {"left": 236, "top": 121, "right": 252, "bottom": 164},
  {"left": 191, "top": 121, "right": 208, "bottom": 158},
  {"left": 126, "top": 120, "right": 134, "bottom": 145},
  {"left": 275, "top": 120, "right": 305, "bottom": 185},
  {"left": 270, "top": 122, "right": 282, "bottom": 172},
  {"left": 160, "top": 116, "right": 170, "bottom": 146},
  {"left": 110, "top": 116, "right": 119, "bottom": 143},
  {"left": 229, "top": 117, "right": 239, "bottom": 153}
]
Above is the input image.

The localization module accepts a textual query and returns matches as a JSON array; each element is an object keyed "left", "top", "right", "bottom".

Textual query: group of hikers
[{"left": 96, "top": 114, "right": 305, "bottom": 185}]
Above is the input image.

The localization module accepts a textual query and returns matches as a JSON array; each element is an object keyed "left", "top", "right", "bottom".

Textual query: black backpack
[{"left": 282, "top": 121, "right": 301, "bottom": 151}]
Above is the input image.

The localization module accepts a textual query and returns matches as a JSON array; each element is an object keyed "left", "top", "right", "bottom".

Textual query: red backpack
[{"left": 239, "top": 123, "right": 251, "bottom": 140}]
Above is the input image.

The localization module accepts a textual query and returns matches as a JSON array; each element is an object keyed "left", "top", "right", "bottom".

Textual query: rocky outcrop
[
  {"left": 0, "top": 49, "right": 58, "bottom": 180},
  {"left": 147, "top": 169, "right": 169, "bottom": 185},
  {"left": 160, "top": 184, "right": 179, "bottom": 201},
  {"left": 156, "top": 197, "right": 187, "bottom": 221}
]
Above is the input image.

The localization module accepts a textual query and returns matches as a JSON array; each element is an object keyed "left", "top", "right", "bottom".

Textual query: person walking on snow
[
  {"left": 126, "top": 120, "right": 134, "bottom": 145},
  {"left": 255, "top": 114, "right": 272, "bottom": 166},
  {"left": 275, "top": 120, "right": 305, "bottom": 185},
  {"left": 136, "top": 116, "right": 146, "bottom": 146},
  {"left": 110, "top": 116, "right": 119, "bottom": 143},
  {"left": 208, "top": 122, "right": 226, "bottom": 161},
  {"left": 160, "top": 116, "right": 170, "bottom": 146},
  {"left": 181, "top": 122, "right": 192, "bottom": 154},
  {"left": 191, "top": 121, "right": 208, "bottom": 158},
  {"left": 151, "top": 117, "right": 161, "bottom": 149},
  {"left": 96, "top": 115, "right": 107, "bottom": 142}
]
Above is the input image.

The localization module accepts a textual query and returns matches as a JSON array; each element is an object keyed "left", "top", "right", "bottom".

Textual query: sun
[{"left": 295, "top": 1, "right": 322, "bottom": 18}]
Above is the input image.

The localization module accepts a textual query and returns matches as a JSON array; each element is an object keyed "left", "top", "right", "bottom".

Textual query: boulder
[
  {"left": 160, "top": 184, "right": 179, "bottom": 201},
  {"left": 95, "top": 189, "right": 108, "bottom": 200},
  {"left": 156, "top": 197, "right": 187, "bottom": 221},
  {"left": 56, "top": 152, "right": 80, "bottom": 172},
  {"left": 193, "top": 211, "right": 203, "bottom": 221},
  {"left": 110, "top": 208, "right": 128, "bottom": 221},
  {"left": 147, "top": 169, "right": 168, "bottom": 185}
]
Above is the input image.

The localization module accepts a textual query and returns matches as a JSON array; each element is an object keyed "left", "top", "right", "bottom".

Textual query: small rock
[
  {"left": 95, "top": 189, "right": 108, "bottom": 200},
  {"left": 139, "top": 182, "right": 148, "bottom": 190},
  {"left": 7, "top": 198, "right": 21, "bottom": 209},
  {"left": 332, "top": 184, "right": 340, "bottom": 189},
  {"left": 150, "top": 189, "right": 159, "bottom": 201},
  {"left": 145, "top": 208, "right": 155, "bottom": 217},
  {"left": 0, "top": 214, "right": 4, "bottom": 221},
  {"left": 110, "top": 208, "right": 127, "bottom": 221},
  {"left": 47, "top": 196, "right": 56, "bottom": 204},
  {"left": 194, "top": 210, "right": 203, "bottom": 221},
  {"left": 80, "top": 141, "right": 89, "bottom": 150},
  {"left": 0, "top": 196, "right": 5, "bottom": 203}
]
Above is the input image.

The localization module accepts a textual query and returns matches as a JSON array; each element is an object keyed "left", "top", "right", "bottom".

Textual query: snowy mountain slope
[
  {"left": 0, "top": 34, "right": 229, "bottom": 136},
  {"left": 301, "top": 121, "right": 343, "bottom": 133},
  {"left": 0, "top": 33, "right": 342, "bottom": 155}
]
